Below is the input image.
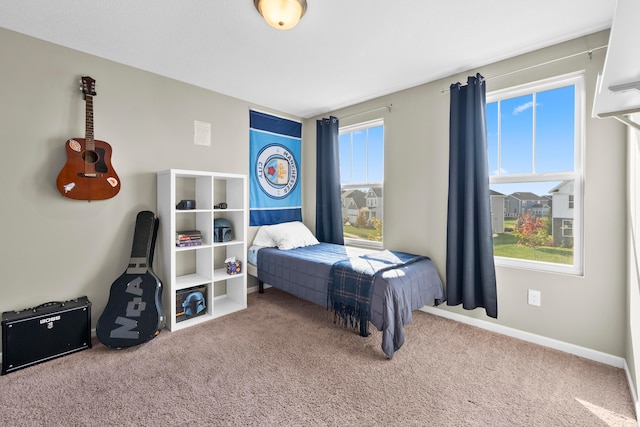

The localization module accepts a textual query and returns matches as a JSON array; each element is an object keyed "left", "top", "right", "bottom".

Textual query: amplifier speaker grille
[{"left": 2, "top": 297, "right": 92, "bottom": 375}]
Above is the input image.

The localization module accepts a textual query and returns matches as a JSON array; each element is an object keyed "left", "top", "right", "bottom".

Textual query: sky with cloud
[{"left": 487, "top": 84, "right": 575, "bottom": 196}]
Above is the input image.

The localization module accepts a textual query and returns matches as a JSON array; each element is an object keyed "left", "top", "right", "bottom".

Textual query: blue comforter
[
  {"left": 257, "top": 243, "right": 445, "bottom": 358},
  {"left": 329, "top": 251, "right": 428, "bottom": 339}
]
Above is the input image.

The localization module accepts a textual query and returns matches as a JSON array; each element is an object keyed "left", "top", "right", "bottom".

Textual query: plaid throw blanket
[{"left": 328, "top": 250, "right": 427, "bottom": 332}]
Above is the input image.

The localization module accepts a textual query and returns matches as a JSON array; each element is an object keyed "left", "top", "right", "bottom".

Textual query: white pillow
[
  {"left": 253, "top": 221, "right": 319, "bottom": 250},
  {"left": 252, "top": 226, "right": 277, "bottom": 247},
  {"left": 272, "top": 221, "right": 319, "bottom": 250}
]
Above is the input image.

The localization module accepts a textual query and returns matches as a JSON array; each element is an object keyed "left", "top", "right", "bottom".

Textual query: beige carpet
[{"left": 0, "top": 289, "right": 636, "bottom": 426}]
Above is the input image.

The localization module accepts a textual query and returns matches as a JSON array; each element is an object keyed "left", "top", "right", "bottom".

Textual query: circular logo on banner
[{"left": 256, "top": 144, "right": 299, "bottom": 199}]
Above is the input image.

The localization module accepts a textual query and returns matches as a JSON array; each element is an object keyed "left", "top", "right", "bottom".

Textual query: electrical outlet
[{"left": 528, "top": 289, "right": 541, "bottom": 306}]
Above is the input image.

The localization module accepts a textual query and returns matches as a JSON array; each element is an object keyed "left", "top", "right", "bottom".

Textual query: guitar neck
[{"left": 85, "top": 95, "right": 94, "bottom": 151}]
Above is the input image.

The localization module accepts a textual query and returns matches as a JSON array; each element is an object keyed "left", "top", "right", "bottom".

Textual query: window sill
[
  {"left": 494, "top": 256, "right": 583, "bottom": 277},
  {"left": 344, "top": 238, "right": 383, "bottom": 250}
]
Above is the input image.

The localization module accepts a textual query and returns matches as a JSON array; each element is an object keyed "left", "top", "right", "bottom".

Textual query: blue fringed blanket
[{"left": 329, "top": 250, "right": 427, "bottom": 336}]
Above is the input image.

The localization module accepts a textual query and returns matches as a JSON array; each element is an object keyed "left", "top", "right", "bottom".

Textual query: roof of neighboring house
[
  {"left": 490, "top": 190, "right": 506, "bottom": 196},
  {"left": 508, "top": 192, "right": 544, "bottom": 201},
  {"left": 342, "top": 189, "right": 364, "bottom": 197},
  {"left": 367, "top": 187, "right": 383, "bottom": 197},
  {"left": 342, "top": 189, "right": 366, "bottom": 209},
  {"left": 549, "top": 180, "right": 573, "bottom": 193}
]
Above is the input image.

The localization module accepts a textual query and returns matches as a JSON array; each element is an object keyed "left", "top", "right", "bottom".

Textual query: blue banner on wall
[{"left": 249, "top": 110, "right": 302, "bottom": 226}]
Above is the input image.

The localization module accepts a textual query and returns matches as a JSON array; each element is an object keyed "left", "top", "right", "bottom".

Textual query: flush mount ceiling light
[{"left": 254, "top": 0, "right": 307, "bottom": 30}]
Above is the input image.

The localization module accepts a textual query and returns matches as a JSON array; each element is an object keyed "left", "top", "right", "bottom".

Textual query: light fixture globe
[{"left": 254, "top": 0, "right": 307, "bottom": 30}]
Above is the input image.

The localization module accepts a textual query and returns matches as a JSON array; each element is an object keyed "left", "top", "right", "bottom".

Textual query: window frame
[
  {"left": 486, "top": 72, "right": 584, "bottom": 275},
  {"left": 339, "top": 118, "right": 385, "bottom": 249}
]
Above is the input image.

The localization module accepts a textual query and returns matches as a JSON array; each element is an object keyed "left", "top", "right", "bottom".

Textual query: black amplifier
[{"left": 1, "top": 296, "right": 92, "bottom": 375}]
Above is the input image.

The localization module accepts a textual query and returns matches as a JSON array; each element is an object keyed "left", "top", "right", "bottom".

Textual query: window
[
  {"left": 339, "top": 119, "right": 384, "bottom": 247},
  {"left": 562, "top": 219, "right": 573, "bottom": 238},
  {"left": 487, "top": 72, "right": 583, "bottom": 274}
]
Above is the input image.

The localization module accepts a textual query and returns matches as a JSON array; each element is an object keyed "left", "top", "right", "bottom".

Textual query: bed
[{"left": 247, "top": 222, "right": 446, "bottom": 358}]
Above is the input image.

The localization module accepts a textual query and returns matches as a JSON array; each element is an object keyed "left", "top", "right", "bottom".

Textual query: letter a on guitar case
[{"left": 96, "top": 211, "right": 164, "bottom": 348}]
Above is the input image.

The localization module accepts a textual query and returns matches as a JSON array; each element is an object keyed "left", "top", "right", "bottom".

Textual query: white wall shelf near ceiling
[
  {"left": 593, "top": 0, "right": 640, "bottom": 130},
  {"left": 592, "top": 0, "right": 640, "bottom": 129}
]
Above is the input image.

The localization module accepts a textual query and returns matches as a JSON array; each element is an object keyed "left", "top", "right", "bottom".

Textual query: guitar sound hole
[{"left": 83, "top": 150, "right": 99, "bottom": 164}]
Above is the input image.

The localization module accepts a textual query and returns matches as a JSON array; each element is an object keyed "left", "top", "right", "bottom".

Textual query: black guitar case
[{"left": 96, "top": 211, "right": 164, "bottom": 348}]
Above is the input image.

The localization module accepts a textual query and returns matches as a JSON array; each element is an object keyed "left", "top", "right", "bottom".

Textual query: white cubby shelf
[{"left": 157, "top": 169, "right": 247, "bottom": 331}]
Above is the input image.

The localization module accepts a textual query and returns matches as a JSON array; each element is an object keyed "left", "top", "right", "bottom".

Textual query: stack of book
[{"left": 176, "top": 230, "right": 202, "bottom": 247}]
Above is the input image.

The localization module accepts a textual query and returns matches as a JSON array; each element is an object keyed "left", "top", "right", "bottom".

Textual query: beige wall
[
  {"left": 305, "top": 30, "right": 629, "bottom": 357},
  {"left": 0, "top": 29, "right": 289, "bottom": 340},
  {"left": 0, "top": 28, "right": 631, "bottom": 364}
]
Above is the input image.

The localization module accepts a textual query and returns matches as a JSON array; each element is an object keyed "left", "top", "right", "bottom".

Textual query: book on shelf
[
  {"left": 176, "top": 230, "right": 202, "bottom": 247},
  {"left": 176, "top": 240, "right": 202, "bottom": 247},
  {"left": 176, "top": 230, "right": 201, "bottom": 238},
  {"left": 177, "top": 229, "right": 201, "bottom": 236}
]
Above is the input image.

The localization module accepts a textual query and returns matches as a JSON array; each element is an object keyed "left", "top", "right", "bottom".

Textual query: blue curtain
[
  {"left": 446, "top": 74, "right": 498, "bottom": 318},
  {"left": 316, "top": 116, "right": 344, "bottom": 244}
]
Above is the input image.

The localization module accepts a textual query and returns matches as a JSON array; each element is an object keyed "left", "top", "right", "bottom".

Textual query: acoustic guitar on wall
[{"left": 56, "top": 76, "right": 120, "bottom": 200}]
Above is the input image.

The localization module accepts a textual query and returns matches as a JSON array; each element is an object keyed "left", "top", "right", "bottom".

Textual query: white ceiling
[{"left": 0, "top": 0, "right": 616, "bottom": 118}]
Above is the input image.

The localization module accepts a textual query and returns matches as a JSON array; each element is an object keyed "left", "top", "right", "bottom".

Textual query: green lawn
[
  {"left": 493, "top": 228, "right": 573, "bottom": 265},
  {"left": 343, "top": 224, "right": 374, "bottom": 240},
  {"left": 346, "top": 219, "right": 573, "bottom": 264}
]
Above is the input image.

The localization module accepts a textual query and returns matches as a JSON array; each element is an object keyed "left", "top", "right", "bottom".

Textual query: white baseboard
[
  {"left": 420, "top": 305, "right": 624, "bottom": 367},
  {"left": 623, "top": 359, "right": 640, "bottom": 423}
]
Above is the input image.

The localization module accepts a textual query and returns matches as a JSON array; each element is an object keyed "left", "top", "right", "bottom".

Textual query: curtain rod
[
  {"left": 339, "top": 104, "right": 392, "bottom": 120},
  {"left": 440, "top": 45, "right": 608, "bottom": 93}
]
